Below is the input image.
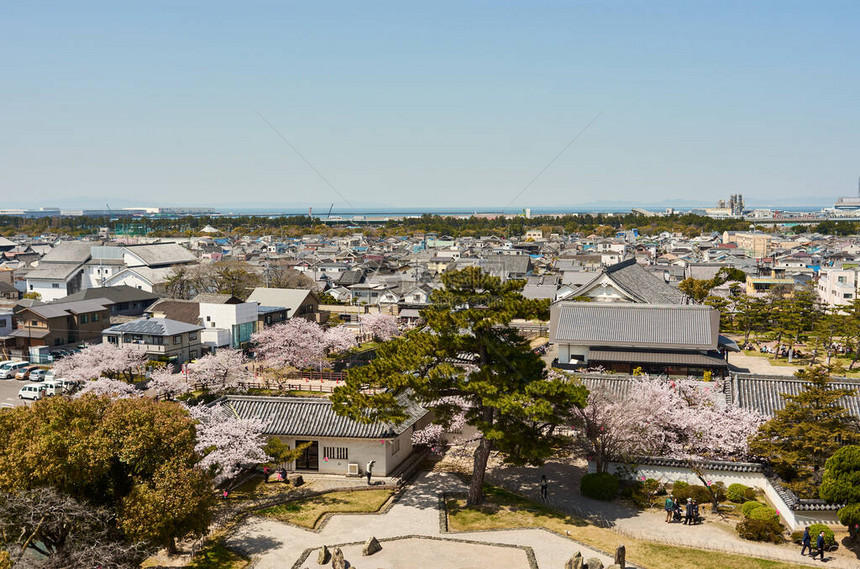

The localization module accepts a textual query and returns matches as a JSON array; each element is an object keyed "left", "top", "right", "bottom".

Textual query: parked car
[
  {"left": 28, "top": 368, "right": 47, "bottom": 382},
  {"left": 15, "top": 365, "right": 42, "bottom": 381},
  {"left": 18, "top": 383, "right": 46, "bottom": 401},
  {"left": 42, "top": 379, "right": 64, "bottom": 396},
  {"left": 0, "top": 361, "right": 29, "bottom": 379}
]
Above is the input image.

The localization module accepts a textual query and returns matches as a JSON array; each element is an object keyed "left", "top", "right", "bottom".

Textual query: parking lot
[{"left": 0, "top": 377, "right": 31, "bottom": 408}]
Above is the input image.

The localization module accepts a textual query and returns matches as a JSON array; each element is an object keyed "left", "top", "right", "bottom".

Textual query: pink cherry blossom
[
  {"left": 323, "top": 325, "right": 358, "bottom": 354},
  {"left": 187, "top": 349, "right": 251, "bottom": 392},
  {"left": 360, "top": 313, "right": 399, "bottom": 341},
  {"left": 53, "top": 343, "right": 148, "bottom": 382},
  {"left": 73, "top": 377, "right": 140, "bottom": 399},
  {"left": 186, "top": 404, "right": 269, "bottom": 480},
  {"left": 252, "top": 318, "right": 329, "bottom": 369},
  {"left": 148, "top": 365, "right": 191, "bottom": 399}
]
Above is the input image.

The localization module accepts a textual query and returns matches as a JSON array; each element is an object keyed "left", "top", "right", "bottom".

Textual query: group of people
[
  {"left": 664, "top": 496, "right": 702, "bottom": 525},
  {"left": 800, "top": 527, "right": 828, "bottom": 561},
  {"left": 262, "top": 466, "right": 288, "bottom": 483}
]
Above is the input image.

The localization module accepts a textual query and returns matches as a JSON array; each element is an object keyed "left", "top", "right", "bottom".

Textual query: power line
[
  {"left": 505, "top": 108, "right": 606, "bottom": 210},
  {"left": 254, "top": 109, "right": 357, "bottom": 212}
]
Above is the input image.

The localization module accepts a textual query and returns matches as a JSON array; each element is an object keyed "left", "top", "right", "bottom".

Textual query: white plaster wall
[
  {"left": 28, "top": 281, "right": 66, "bottom": 302},
  {"left": 106, "top": 273, "right": 153, "bottom": 292}
]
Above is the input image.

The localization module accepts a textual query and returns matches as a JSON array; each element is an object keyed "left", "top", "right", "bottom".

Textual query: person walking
[
  {"left": 816, "top": 531, "right": 825, "bottom": 560},
  {"left": 540, "top": 475, "right": 548, "bottom": 500},
  {"left": 665, "top": 495, "right": 675, "bottom": 523},
  {"left": 365, "top": 460, "right": 375, "bottom": 485},
  {"left": 800, "top": 527, "right": 811, "bottom": 556},
  {"left": 684, "top": 498, "right": 694, "bottom": 525}
]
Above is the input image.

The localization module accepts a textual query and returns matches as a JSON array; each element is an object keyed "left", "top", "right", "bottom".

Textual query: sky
[{"left": 2, "top": 1, "right": 859, "bottom": 211}]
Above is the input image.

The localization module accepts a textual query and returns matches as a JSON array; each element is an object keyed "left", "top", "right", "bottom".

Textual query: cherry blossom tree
[
  {"left": 360, "top": 313, "right": 398, "bottom": 341},
  {"left": 187, "top": 349, "right": 251, "bottom": 392},
  {"left": 53, "top": 343, "right": 147, "bottom": 382},
  {"left": 73, "top": 378, "right": 140, "bottom": 400},
  {"left": 323, "top": 325, "right": 358, "bottom": 354},
  {"left": 186, "top": 404, "right": 269, "bottom": 480},
  {"left": 411, "top": 396, "right": 471, "bottom": 450},
  {"left": 573, "top": 375, "right": 766, "bottom": 472},
  {"left": 148, "top": 365, "right": 190, "bottom": 400},
  {"left": 252, "top": 319, "right": 328, "bottom": 369}
]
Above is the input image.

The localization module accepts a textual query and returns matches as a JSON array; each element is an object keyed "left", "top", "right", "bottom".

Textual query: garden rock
[
  {"left": 362, "top": 536, "right": 382, "bottom": 556},
  {"left": 614, "top": 544, "right": 625, "bottom": 569},
  {"left": 585, "top": 559, "right": 604, "bottom": 569},
  {"left": 317, "top": 545, "right": 330, "bottom": 564},
  {"left": 331, "top": 547, "right": 345, "bottom": 569},
  {"left": 564, "top": 551, "right": 583, "bottom": 569},
  {"left": 289, "top": 473, "right": 304, "bottom": 487}
]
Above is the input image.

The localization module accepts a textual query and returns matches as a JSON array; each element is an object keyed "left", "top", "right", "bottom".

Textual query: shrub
[
  {"left": 673, "top": 484, "right": 712, "bottom": 504},
  {"left": 742, "top": 501, "right": 764, "bottom": 518},
  {"left": 744, "top": 486, "right": 758, "bottom": 501},
  {"left": 727, "top": 483, "right": 750, "bottom": 503},
  {"left": 808, "top": 524, "right": 836, "bottom": 547},
  {"left": 837, "top": 503, "right": 860, "bottom": 540},
  {"left": 672, "top": 481, "right": 689, "bottom": 492},
  {"left": 749, "top": 506, "right": 778, "bottom": 521},
  {"left": 623, "top": 478, "right": 662, "bottom": 509},
  {"left": 580, "top": 472, "right": 619, "bottom": 501},
  {"left": 737, "top": 518, "right": 785, "bottom": 544}
]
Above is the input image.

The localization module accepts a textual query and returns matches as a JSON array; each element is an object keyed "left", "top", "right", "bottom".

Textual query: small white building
[
  {"left": 817, "top": 268, "right": 859, "bottom": 307},
  {"left": 210, "top": 393, "right": 431, "bottom": 477},
  {"left": 193, "top": 293, "right": 258, "bottom": 349}
]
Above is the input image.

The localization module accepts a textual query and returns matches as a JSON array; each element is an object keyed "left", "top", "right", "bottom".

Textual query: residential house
[
  {"left": 25, "top": 241, "right": 93, "bottom": 302},
  {"left": 7, "top": 299, "right": 111, "bottom": 352},
  {"left": 102, "top": 316, "right": 203, "bottom": 364},
  {"left": 193, "top": 293, "right": 258, "bottom": 349},
  {"left": 246, "top": 288, "right": 321, "bottom": 321},
  {"left": 564, "top": 258, "right": 686, "bottom": 304},
  {"left": 59, "top": 285, "right": 161, "bottom": 317}
]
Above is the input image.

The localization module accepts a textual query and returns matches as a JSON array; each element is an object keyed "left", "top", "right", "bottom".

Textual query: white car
[
  {"left": 0, "top": 361, "right": 28, "bottom": 379},
  {"left": 18, "top": 383, "right": 46, "bottom": 401},
  {"left": 42, "top": 380, "right": 64, "bottom": 396}
]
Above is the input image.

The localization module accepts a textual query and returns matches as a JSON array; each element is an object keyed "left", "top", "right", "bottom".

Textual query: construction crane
[{"left": 327, "top": 203, "right": 334, "bottom": 219}]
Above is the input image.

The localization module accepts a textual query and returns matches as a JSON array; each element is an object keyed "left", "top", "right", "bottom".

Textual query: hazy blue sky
[{"left": 2, "top": 1, "right": 858, "bottom": 210}]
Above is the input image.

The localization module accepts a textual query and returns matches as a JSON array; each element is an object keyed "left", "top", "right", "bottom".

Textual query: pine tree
[
  {"left": 331, "top": 267, "right": 588, "bottom": 505},
  {"left": 749, "top": 365, "right": 859, "bottom": 496}
]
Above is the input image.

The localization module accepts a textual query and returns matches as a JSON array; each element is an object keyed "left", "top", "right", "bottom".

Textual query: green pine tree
[
  {"left": 331, "top": 267, "right": 588, "bottom": 505},
  {"left": 749, "top": 365, "right": 859, "bottom": 497}
]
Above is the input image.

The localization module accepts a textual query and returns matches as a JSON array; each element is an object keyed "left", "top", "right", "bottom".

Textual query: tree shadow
[{"left": 227, "top": 533, "right": 283, "bottom": 556}]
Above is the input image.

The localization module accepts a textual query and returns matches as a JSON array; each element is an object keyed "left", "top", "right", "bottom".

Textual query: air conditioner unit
[{"left": 347, "top": 463, "right": 359, "bottom": 476}]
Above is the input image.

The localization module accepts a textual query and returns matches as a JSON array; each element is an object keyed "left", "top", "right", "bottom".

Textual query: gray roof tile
[
  {"left": 211, "top": 393, "right": 428, "bottom": 439},
  {"left": 104, "top": 317, "right": 202, "bottom": 336}
]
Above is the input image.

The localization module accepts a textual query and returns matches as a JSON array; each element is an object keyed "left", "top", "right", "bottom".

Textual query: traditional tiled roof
[
  {"left": 25, "top": 299, "right": 111, "bottom": 319},
  {"left": 728, "top": 374, "right": 860, "bottom": 418},
  {"left": 211, "top": 393, "right": 428, "bottom": 439},
  {"left": 550, "top": 302, "right": 719, "bottom": 350},
  {"left": 588, "top": 258, "right": 686, "bottom": 304}
]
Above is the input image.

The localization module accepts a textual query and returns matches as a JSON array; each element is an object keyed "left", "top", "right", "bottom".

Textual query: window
[
  {"left": 189, "top": 332, "right": 197, "bottom": 340},
  {"left": 845, "top": 293, "right": 853, "bottom": 299},
  {"left": 80, "top": 314, "right": 88, "bottom": 324},
  {"left": 190, "top": 350, "right": 198, "bottom": 359},
  {"left": 206, "top": 316, "right": 211, "bottom": 322},
  {"left": 391, "top": 438, "right": 400, "bottom": 455},
  {"left": 322, "top": 446, "right": 348, "bottom": 460},
  {"left": 52, "top": 283, "right": 60, "bottom": 288},
  {"left": 0, "top": 319, "right": 5, "bottom": 327},
  {"left": 31, "top": 320, "right": 38, "bottom": 327},
  {"left": 174, "top": 335, "right": 182, "bottom": 345},
  {"left": 107, "top": 335, "right": 118, "bottom": 345}
]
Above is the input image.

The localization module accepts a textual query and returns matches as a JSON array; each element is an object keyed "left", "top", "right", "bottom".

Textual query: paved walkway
[
  {"left": 487, "top": 460, "right": 858, "bottom": 569},
  {"left": 727, "top": 351, "right": 799, "bottom": 376},
  {"left": 226, "top": 470, "right": 617, "bottom": 569}
]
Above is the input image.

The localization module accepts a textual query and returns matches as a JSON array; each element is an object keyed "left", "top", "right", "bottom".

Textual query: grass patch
[
  {"left": 447, "top": 486, "right": 810, "bottom": 569},
  {"left": 187, "top": 543, "right": 248, "bottom": 569},
  {"left": 140, "top": 543, "right": 247, "bottom": 569},
  {"left": 259, "top": 489, "right": 393, "bottom": 529},
  {"left": 228, "top": 476, "right": 302, "bottom": 500}
]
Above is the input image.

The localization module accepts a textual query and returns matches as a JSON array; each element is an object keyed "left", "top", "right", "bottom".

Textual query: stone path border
[{"left": 290, "top": 534, "right": 539, "bottom": 569}]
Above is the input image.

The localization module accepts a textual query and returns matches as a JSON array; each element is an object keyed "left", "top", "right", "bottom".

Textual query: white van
[
  {"left": 0, "top": 361, "right": 28, "bottom": 379},
  {"left": 18, "top": 383, "right": 45, "bottom": 401},
  {"left": 42, "top": 380, "right": 64, "bottom": 396}
]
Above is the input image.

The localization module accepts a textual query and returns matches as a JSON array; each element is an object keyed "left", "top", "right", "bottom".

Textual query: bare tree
[{"left": 0, "top": 488, "right": 149, "bottom": 568}]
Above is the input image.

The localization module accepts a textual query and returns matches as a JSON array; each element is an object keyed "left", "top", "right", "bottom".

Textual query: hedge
[
  {"left": 580, "top": 472, "right": 619, "bottom": 501},
  {"left": 749, "top": 506, "right": 778, "bottom": 521}
]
